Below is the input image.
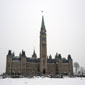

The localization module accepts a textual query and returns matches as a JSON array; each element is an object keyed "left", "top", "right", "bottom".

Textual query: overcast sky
[{"left": 0, "top": 0, "right": 85, "bottom": 74}]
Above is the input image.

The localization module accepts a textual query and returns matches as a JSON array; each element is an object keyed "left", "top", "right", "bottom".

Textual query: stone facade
[{"left": 6, "top": 15, "right": 73, "bottom": 77}]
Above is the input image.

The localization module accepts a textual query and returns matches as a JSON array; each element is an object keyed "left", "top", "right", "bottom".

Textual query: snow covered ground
[{"left": 0, "top": 77, "right": 85, "bottom": 85}]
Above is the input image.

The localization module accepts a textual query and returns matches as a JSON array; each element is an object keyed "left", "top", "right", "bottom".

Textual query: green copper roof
[{"left": 41, "top": 16, "right": 45, "bottom": 29}]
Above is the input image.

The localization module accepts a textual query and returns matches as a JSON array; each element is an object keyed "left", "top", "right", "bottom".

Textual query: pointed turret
[{"left": 32, "top": 50, "right": 37, "bottom": 59}]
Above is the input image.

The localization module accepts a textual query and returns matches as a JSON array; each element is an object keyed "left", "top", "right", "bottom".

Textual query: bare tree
[
  {"left": 80, "top": 67, "right": 84, "bottom": 76},
  {"left": 74, "top": 62, "right": 80, "bottom": 75}
]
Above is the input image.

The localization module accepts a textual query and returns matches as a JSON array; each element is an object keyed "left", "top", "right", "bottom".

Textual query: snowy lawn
[{"left": 0, "top": 77, "right": 85, "bottom": 85}]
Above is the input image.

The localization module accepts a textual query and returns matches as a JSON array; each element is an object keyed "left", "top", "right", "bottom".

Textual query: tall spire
[
  {"left": 41, "top": 11, "right": 46, "bottom": 31},
  {"left": 41, "top": 16, "right": 45, "bottom": 29}
]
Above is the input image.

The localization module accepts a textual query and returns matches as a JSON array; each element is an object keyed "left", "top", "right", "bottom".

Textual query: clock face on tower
[
  {"left": 42, "top": 28, "right": 45, "bottom": 32},
  {"left": 42, "top": 37, "right": 46, "bottom": 44}
]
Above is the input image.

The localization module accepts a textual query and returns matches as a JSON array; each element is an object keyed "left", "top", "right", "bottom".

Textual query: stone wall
[
  {"left": 62, "top": 63, "right": 69, "bottom": 74},
  {"left": 68, "top": 60, "right": 73, "bottom": 75},
  {"left": 47, "top": 63, "right": 56, "bottom": 75},
  {"left": 26, "top": 62, "right": 39, "bottom": 75},
  {"left": 11, "top": 61, "right": 21, "bottom": 73},
  {"left": 6, "top": 56, "right": 73, "bottom": 76},
  {"left": 6, "top": 56, "right": 12, "bottom": 75}
]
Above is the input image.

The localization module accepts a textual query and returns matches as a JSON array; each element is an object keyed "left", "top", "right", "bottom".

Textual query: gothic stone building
[{"left": 6, "top": 16, "right": 73, "bottom": 77}]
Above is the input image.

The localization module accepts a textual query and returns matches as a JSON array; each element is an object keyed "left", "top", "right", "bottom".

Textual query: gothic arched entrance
[{"left": 43, "top": 69, "right": 46, "bottom": 74}]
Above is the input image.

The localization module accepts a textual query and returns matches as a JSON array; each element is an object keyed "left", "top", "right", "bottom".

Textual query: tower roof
[
  {"left": 40, "top": 15, "right": 46, "bottom": 34},
  {"left": 40, "top": 11, "right": 46, "bottom": 33},
  {"left": 41, "top": 16, "right": 45, "bottom": 29}
]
